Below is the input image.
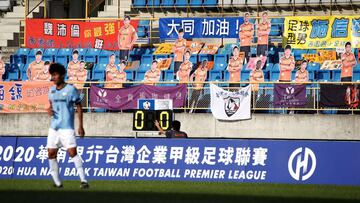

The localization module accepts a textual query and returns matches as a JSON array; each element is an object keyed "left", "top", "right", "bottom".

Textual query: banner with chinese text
[
  {"left": 90, "top": 84, "right": 187, "bottom": 110},
  {"left": 25, "top": 19, "right": 138, "bottom": 50},
  {"left": 274, "top": 84, "right": 307, "bottom": 108},
  {"left": 159, "top": 17, "right": 244, "bottom": 39},
  {"left": 0, "top": 81, "right": 51, "bottom": 113},
  {"left": 284, "top": 16, "right": 360, "bottom": 49},
  {"left": 1, "top": 136, "right": 360, "bottom": 185}
]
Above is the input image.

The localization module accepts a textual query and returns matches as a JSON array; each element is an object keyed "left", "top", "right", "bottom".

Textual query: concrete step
[
  {"left": 0, "top": 18, "right": 22, "bottom": 24},
  {"left": 0, "top": 32, "right": 14, "bottom": 40},
  {"left": 0, "top": 24, "right": 20, "bottom": 32},
  {"left": 12, "top": 5, "right": 24, "bottom": 13},
  {"left": 104, "top": 5, "right": 118, "bottom": 11},
  {"left": 5, "top": 11, "right": 25, "bottom": 18},
  {"left": 97, "top": 11, "right": 118, "bottom": 17},
  {"left": 0, "top": 40, "right": 8, "bottom": 47}
]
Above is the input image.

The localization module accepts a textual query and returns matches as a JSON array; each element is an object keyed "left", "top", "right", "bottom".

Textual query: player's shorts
[{"left": 47, "top": 128, "right": 77, "bottom": 149}]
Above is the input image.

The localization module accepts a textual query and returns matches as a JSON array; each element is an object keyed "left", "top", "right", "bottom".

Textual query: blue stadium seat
[
  {"left": 20, "top": 63, "right": 30, "bottom": 80},
  {"left": 353, "top": 64, "right": 360, "bottom": 81},
  {"left": 190, "top": 0, "right": 202, "bottom": 6},
  {"left": 307, "top": 49, "right": 317, "bottom": 54},
  {"left": 129, "top": 48, "right": 145, "bottom": 61},
  {"left": 55, "top": 48, "right": 73, "bottom": 66},
  {"left": 133, "top": 0, "right": 146, "bottom": 7},
  {"left": 154, "top": 54, "right": 170, "bottom": 60},
  {"left": 6, "top": 64, "right": 21, "bottom": 81},
  {"left": 270, "top": 63, "right": 280, "bottom": 81},
  {"left": 203, "top": 0, "right": 217, "bottom": 6},
  {"left": 139, "top": 54, "right": 153, "bottom": 71},
  {"left": 293, "top": 49, "right": 307, "bottom": 61},
  {"left": 199, "top": 54, "right": 211, "bottom": 63},
  {"left": 209, "top": 70, "right": 222, "bottom": 81},
  {"left": 99, "top": 50, "right": 117, "bottom": 64},
  {"left": 162, "top": 0, "right": 174, "bottom": 6},
  {"left": 85, "top": 48, "right": 101, "bottom": 63},
  {"left": 92, "top": 65, "right": 105, "bottom": 81},
  {"left": 175, "top": 0, "right": 188, "bottom": 6},
  {"left": 213, "top": 54, "right": 228, "bottom": 71},
  {"left": 164, "top": 70, "right": 174, "bottom": 81},
  {"left": 136, "top": 70, "right": 147, "bottom": 81},
  {"left": 291, "top": 70, "right": 297, "bottom": 81},
  {"left": 190, "top": 55, "right": 198, "bottom": 65},
  {"left": 147, "top": 0, "right": 161, "bottom": 6},
  {"left": 241, "top": 67, "right": 250, "bottom": 81},
  {"left": 12, "top": 48, "right": 30, "bottom": 64},
  {"left": 332, "top": 69, "right": 341, "bottom": 82},
  {"left": 223, "top": 71, "right": 230, "bottom": 81},
  {"left": 43, "top": 48, "right": 58, "bottom": 62},
  {"left": 125, "top": 70, "right": 135, "bottom": 81},
  {"left": 139, "top": 20, "right": 150, "bottom": 27},
  {"left": 317, "top": 70, "right": 331, "bottom": 81},
  {"left": 137, "top": 27, "right": 147, "bottom": 38}
]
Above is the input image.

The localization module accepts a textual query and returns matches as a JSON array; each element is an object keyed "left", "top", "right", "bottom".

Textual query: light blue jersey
[{"left": 48, "top": 84, "right": 81, "bottom": 130}]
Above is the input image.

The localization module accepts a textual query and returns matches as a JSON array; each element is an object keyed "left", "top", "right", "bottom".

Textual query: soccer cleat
[
  {"left": 80, "top": 182, "right": 89, "bottom": 189},
  {"left": 53, "top": 184, "right": 63, "bottom": 188}
]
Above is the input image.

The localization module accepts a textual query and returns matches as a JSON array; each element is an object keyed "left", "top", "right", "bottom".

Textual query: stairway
[
  {"left": 96, "top": 0, "right": 131, "bottom": 18},
  {"left": 0, "top": 1, "right": 43, "bottom": 48}
]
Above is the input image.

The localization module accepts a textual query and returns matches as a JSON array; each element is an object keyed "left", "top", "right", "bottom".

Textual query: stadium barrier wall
[
  {"left": 0, "top": 113, "right": 359, "bottom": 140},
  {"left": 0, "top": 136, "right": 359, "bottom": 185}
]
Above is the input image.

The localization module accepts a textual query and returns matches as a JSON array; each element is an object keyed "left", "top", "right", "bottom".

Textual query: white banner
[{"left": 210, "top": 84, "right": 251, "bottom": 120}]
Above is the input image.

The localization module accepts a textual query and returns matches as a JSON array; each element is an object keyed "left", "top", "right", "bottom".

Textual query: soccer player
[
  {"left": 279, "top": 45, "right": 295, "bottom": 82},
  {"left": 257, "top": 11, "right": 271, "bottom": 57},
  {"left": 189, "top": 60, "right": 208, "bottom": 113},
  {"left": 35, "top": 61, "right": 51, "bottom": 81},
  {"left": 172, "top": 28, "right": 187, "bottom": 77},
  {"left": 239, "top": 12, "right": 254, "bottom": 63},
  {"left": 74, "top": 61, "right": 88, "bottom": 89},
  {"left": 177, "top": 50, "right": 192, "bottom": 83},
  {"left": 46, "top": 63, "right": 89, "bottom": 189},
  {"left": 227, "top": 46, "right": 243, "bottom": 90},
  {"left": 67, "top": 50, "right": 80, "bottom": 78},
  {"left": 27, "top": 50, "right": 45, "bottom": 81},
  {"left": 0, "top": 52, "right": 5, "bottom": 81},
  {"left": 250, "top": 60, "right": 265, "bottom": 92},
  {"left": 144, "top": 60, "right": 161, "bottom": 85},
  {"left": 295, "top": 60, "right": 309, "bottom": 83},
  {"left": 118, "top": 15, "right": 138, "bottom": 61},
  {"left": 154, "top": 120, "right": 188, "bottom": 138},
  {"left": 105, "top": 60, "right": 127, "bottom": 88},
  {"left": 341, "top": 42, "right": 356, "bottom": 82}
]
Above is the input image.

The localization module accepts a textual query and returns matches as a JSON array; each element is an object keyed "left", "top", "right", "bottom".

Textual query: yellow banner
[{"left": 284, "top": 16, "right": 360, "bottom": 49}]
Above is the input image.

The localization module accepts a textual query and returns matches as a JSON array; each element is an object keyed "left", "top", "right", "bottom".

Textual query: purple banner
[
  {"left": 274, "top": 84, "right": 307, "bottom": 108},
  {"left": 90, "top": 84, "right": 187, "bottom": 110}
]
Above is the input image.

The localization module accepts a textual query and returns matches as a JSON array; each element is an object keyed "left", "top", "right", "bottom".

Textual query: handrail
[{"left": 26, "top": 0, "right": 44, "bottom": 18}]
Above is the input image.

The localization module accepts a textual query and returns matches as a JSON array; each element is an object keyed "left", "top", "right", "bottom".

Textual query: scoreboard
[{"left": 132, "top": 109, "right": 173, "bottom": 131}]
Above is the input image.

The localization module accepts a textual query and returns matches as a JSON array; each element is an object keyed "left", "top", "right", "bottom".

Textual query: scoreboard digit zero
[{"left": 132, "top": 109, "right": 173, "bottom": 131}]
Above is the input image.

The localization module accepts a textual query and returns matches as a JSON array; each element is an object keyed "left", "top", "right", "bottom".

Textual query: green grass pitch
[{"left": 0, "top": 180, "right": 360, "bottom": 203}]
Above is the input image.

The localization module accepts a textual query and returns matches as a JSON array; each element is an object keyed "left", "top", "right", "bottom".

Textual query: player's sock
[
  {"left": 49, "top": 158, "right": 62, "bottom": 186},
  {"left": 72, "top": 155, "right": 87, "bottom": 183}
]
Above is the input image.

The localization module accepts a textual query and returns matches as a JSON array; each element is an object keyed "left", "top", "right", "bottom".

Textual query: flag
[
  {"left": 210, "top": 84, "right": 251, "bottom": 120},
  {"left": 273, "top": 84, "right": 307, "bottom": 108}
]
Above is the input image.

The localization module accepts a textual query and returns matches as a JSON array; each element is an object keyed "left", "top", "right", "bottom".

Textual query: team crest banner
[
  {"left": 284, "top": 16, "right": 360, "bottom": 49},
  {"left": 210, "top": 84, "right": 251, "bottom": 120}
]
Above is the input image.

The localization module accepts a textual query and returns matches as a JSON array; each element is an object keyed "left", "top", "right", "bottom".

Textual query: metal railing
[{"left": 70, "top": 81, "right": 360, "bottom": 114}]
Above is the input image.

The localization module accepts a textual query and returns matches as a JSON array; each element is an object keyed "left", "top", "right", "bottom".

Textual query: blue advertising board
[
  {"left": 0, "top": 137, "right": 360, "bottom": 185},
  {"left": 159, "top": 17, "right": 244, "bottom": 39}
]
